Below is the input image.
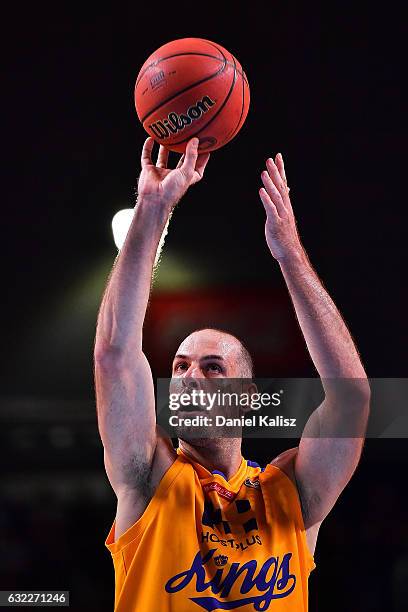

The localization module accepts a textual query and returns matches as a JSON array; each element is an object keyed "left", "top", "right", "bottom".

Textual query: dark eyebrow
[
  {"left": 173, "top": 354, "right": 188, "bottom": 361},
  {"left": 172, "top": 354, "right": 225, "bottom": 362}
]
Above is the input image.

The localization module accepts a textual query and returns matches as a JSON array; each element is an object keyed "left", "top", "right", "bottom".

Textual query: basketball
[{"left": 134, "top": 38, "right": 250, "bottom": 153}]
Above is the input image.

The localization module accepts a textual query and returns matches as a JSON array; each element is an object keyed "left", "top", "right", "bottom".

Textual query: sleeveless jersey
[{"left": 105, "top": 447, "right": 316, "bottom": 611}]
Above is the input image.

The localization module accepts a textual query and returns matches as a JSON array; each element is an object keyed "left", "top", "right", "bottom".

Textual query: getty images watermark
[
  {"left": 155, "top": 379, "right": 305, "bottom": 438},
  {"left": 167, "top": 388, "right": 296, "bottom": 429},
  {"left": 157, "top": 377, "right": 408, "bottom": 439}
]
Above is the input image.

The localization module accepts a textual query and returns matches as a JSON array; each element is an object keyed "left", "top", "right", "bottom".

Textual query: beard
[
  {"left": 168, "top": 400, "right": 245, "bottom": 442},
  {"left": 178, "top": 435, "right": 242, "bottom": 456}
]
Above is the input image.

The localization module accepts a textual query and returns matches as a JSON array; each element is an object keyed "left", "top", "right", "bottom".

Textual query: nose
[
  {"left": 182, "top": 379, "right": 199, "bottom": 393},
  {"left": 182, "top": 363, "right": 204, "bottom": 387},
  {"left": 183, "top": 362, "right": 204, "bottom": 379}
]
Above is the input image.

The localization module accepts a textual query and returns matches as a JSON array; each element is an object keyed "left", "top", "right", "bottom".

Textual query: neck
[{"left": 178, "top": 437, "right": 243, "bottom": 480}]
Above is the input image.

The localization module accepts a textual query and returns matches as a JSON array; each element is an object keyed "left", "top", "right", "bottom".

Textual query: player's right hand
[{"left": 137, "top": 137, "right": 210, "bottom": 210}]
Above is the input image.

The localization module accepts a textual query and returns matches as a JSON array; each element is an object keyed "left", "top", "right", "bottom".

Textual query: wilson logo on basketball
[{"left": 148, "top": 95, "right": 216, "bottom": 140}]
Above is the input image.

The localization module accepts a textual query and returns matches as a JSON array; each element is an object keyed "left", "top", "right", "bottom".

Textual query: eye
[
  {"left": 174, "top": 362, "right": 188, "bottom": 372},
  {"left": 206, "top": 363, "right": 222, "bottom": 373}
]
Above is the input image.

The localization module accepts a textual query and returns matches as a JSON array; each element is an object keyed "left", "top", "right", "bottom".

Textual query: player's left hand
[{"left": 259, "top": 154, "right": 304, "bottom": 261}]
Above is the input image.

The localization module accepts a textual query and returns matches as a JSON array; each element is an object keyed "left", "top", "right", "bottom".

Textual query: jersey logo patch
[
  {"left": 203, "top": 481, "right": 236, "bottom": 501},
  {"left": 244, "top": 478, "right": 260, "bottom": 489}
]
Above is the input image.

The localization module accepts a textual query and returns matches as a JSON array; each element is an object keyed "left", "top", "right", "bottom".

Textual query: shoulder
[
  {"left": 268, "top": 447, "right": 322, "bottom": 555},
  {"left": 268, "top": 447, "right": 299, "bottom": 486},
  {"left": 149, "top": 428, "right": 178, "bottom": 490},
  {"left": 268, "top": 447, "right": 308, "bottom": 517},
  {"left": 114, "top": 430, "right": 178, "bottom": 542}
]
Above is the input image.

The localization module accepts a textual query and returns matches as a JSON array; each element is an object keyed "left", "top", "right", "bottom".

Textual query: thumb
[{"left": 179, "top": 138, "right": 199, "bottom": 182}]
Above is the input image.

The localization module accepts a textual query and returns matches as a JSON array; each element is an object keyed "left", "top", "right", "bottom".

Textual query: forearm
[
  {"left": 260, "top": 153, "right": 369, "bottom": 449},
  {"left": 279, "top": 249, "right": 367, "bottom": 385},
  {"left": 95, "top": 195, "right": 170, "bottom": 356}
]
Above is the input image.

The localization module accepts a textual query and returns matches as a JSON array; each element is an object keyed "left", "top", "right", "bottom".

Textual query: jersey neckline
[{"left": 176, "top": 446, "right": 250, "bottom": 491}]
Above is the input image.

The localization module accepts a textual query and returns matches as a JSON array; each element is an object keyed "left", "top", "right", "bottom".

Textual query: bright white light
[{"left": 112, "top": 208, "right": 134, "bottom": 249}]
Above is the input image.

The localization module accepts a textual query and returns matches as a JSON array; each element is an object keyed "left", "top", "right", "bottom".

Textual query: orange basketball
[{"left": 134, "top": 38, "right": 250, "bottom": 153}]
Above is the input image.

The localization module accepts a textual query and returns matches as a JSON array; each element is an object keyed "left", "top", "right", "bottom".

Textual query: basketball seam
[
  {"left": 195, "top": 38, "right": 249, "bottom": 86},
  {"left": 136, "top": 52, "right": 225, "bottom": 89},
  {"left": 167, "top": 54, "right": 238, "bottom": 147},
  {"left": 194, "top": 40, "right": 248, "bottom": 149},
  {"left": 136, "top": 52, "right": 248, "bottom": 94},
  {"left": 206, "top": 71, "right": 247, "bottom": 151},
  {"left": 225, "top": 70, "right": 248, "bottom": 144},
  {"left": 137, "top": 55, "right": 248, "bottom": 89},
  {"left": 140, "top": 58, "right": 227, "bottom": 124}
]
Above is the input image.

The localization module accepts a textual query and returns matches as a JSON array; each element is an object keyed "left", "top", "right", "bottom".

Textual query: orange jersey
[{"left": 105, "top": 447, "right": 316, "bottom": 611}]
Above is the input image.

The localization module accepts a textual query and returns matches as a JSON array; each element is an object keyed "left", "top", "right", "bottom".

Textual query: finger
[
  {"left": 259, "top": 187, "right": 279, "bottom": 217},
  {"left": 141, "top": 137, "right": 155, "bottom": 168},
  {"left": 266, "top": 157, "right": 289, "bottom": 201},
  {"left": 275, "top": 153, "right": 293, "bottom": 208},
  {"left": 261, "top": 170, "right": 286, "bottom": 217},
  {"left": 190, "top": 153, "right": 211, "bottom": 184},
  {"left": 176, "top": 154, "right": 185, "bottom": 169},
  {"left": 180, "top": 138, "right": 199, "bottom": 181},
  {"left": 275, "top": 153, "right": 287, "bottom": 185},
  {"left": 156, "top": 145, "right": 170, "bottom": 169}
]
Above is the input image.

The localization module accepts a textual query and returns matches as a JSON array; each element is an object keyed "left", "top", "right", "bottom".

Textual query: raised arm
[
  {"left": 94, "top": 137, "right": 209, "bottom": 539},
  {"left": 259, "top": 154, "right": 370, "bottom": 529}
]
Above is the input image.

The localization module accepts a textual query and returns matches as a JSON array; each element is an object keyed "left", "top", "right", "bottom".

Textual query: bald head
[{"left": 172, "top": 328, "right": 253, "bottom": 378}]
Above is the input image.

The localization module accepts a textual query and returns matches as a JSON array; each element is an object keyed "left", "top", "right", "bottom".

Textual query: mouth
[{"left": 178, "top": 406, "right": 206, "bottom": 413}]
